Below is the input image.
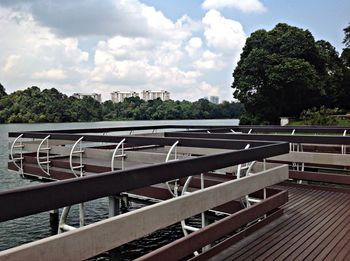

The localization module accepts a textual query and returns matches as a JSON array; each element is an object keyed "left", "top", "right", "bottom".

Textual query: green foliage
[
  {"left": 298, "top": 106, "right": 350, "bottom": 126},
  {"left": 343, "top": 23, "right": 350, "bottom": 48},
  {"left": 0, "top": 87, "right": 244, "bottom": 123},
  {"left": 0, "top": 83, "right": 7, "bottom": 98},
  {"left": 233, "top": 23, "right": 350, "bottom": 124}
]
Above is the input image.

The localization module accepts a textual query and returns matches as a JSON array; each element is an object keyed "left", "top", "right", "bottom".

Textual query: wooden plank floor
[{"left": 210, "top": 184, "right": 350, "bottom": 261}]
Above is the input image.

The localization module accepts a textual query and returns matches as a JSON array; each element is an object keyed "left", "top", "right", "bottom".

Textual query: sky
[{"left": 0, "top": 0, "right": 349, "bottom": 102}]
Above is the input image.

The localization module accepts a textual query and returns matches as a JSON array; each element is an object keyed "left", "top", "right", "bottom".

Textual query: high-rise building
[
  {"left": 209, "top": 96, "right": 219, "bottom": 104},
  {"left": 111, "top": 91, "right": 139, "bottom": 103},
  {"left": 72, "top": 93, "right": 102, "bottom": 103},
  {"left": 140, "top": 90, "right": 170, "bottom": 101}
]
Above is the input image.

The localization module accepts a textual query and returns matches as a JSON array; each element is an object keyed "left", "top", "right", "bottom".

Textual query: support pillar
[
  {"left": 109, "top": 196, "right": 120, "bottom": 218},
  {"left": 49, "top": 209, "right": 59, "bottom": 234}
]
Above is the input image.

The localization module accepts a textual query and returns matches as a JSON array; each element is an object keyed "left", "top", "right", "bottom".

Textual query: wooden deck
[{"left": 210, "top": 184, "right": 350, "bottom": 261}]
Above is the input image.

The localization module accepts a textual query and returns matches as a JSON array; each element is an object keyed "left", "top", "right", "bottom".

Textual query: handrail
[
  {"left": 69, "top": 136, "right": 84, "bottom": 177},
  {"left": 36, "top": 135, "right": 51, "bottom": 176},
  {"left": 111, "top": 138, "right": 126, "bottom": 171},
  {"left": 10, "top": 134, "right": 24, "bottom": 176},
  {"left": 0, "top": 165, "right": 288, "bottom": 261},
  {"left": 164, "top": 132, "right": 350, "bottom": 146},
  {"left": 0, "top": 142, "right": 289, "bottom": 222}
]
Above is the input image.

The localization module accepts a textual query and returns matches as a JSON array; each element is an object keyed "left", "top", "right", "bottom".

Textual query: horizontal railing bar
[
  {"left": 165, "top": 132, "right": 350, "bottom": 145},
  {"left": 289, "top": 170, "right": 350, "bottom": 185},
  {"left": 8, "top": 133, "right": 278, "bottom": 149},
  {"left": 188, "top": 125, "right": 350, "bottom": 134},
  {"left": 269, "top": 151, "right": 350, "bottom": 167},
  {"left": 9, "top": 124, "right": 350, "bottom": 135},
  {"left": 20, "top": 125, "right": 236, "bottom": 134},
  {"left": 0, "top": 165, "right": 288, "bottom": 261},
  {"left": 0, "top": 143, "right": 288, "bottom": 222},
  {"left": 137, "top": 190, "right": 288, "bottom": 261}
]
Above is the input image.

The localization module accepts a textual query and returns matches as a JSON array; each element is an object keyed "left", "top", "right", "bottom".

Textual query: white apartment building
[
  {"left": 72, "top": 93, "right": 102, "bottom": 103},
  {"left": 111, "top": 91, "right": 139, "bottom": 103},
  {"left": 140, "top": 90, "right": 170, "bottom": 101},
  {"left": 111, "top": 90, "right": 170, "bottom": 102}
]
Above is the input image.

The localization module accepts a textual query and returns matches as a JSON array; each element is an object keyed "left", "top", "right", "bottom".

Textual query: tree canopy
[
  {"left": 232, "top": 23, "right": 350, "bottom": 124},
  {"left": 0, "top": 83, "right": 6, "bottom": 98},
  {"left": 0, "top": 86, "right": 243, "bottom": 123}
]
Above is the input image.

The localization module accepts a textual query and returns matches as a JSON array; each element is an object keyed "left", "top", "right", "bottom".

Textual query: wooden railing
[{"left": 0, "top": 165, "right": 288, "bottom": 261}]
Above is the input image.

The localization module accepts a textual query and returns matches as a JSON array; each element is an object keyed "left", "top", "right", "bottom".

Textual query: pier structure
[{"left": 2, "top": 125, "right": 350, "bottom": 260}]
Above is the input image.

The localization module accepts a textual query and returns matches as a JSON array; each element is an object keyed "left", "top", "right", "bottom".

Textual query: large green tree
[
  {"left": 0, "top": 83, "right": 6, "bottom": 98},
  {"left": 232, "top": 23, "right": 332, "bottom": 124}
]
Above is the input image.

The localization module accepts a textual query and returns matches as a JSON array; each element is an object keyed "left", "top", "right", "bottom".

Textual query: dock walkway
[{"left": 211, "top": 184, "right": 350, "bottom": 260}]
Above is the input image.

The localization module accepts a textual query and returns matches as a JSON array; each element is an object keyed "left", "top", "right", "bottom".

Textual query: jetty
[{"left": 1, "top": 125, "right": 350, "bottom": 260}]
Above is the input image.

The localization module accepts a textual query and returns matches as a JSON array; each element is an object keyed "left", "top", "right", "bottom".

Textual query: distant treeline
[{"left": 0, "top": 86, "right": 244, "bottom": 123}]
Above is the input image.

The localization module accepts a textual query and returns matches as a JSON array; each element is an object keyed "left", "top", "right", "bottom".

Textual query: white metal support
[
  {"left": 58, "top": 206, "right": 75, "bottom": 234},
  {"left": 342, "top": 130, "right": 347, "bottom": 155},
  {"left": 69, "top": 137, "right": 84, "bottom": 178},
  {"left": 236, "top": 144, "right": 251, "bottom": 179},
  {"left": 180, "top": 173, "right": 206, "bottom": 255},
  {"left": 10, "top": 134, "right": 24, "bottom": 177},
  {"left": 60, "top": 136, "right": 86, "bottom": 234},
  {"left": 290, "top": 129, "right": 296, "bottom": 151},
  {"left": 236, "top": 145, "right": 264, "bottom": 208},
  {"left": 248, "top": 129, "right": 252, "bottom": 134},
  {"left": 165, "top": 141, "right": 179, "bottom": 197},
  {"left": 111, "top": 138, "right": 126, "bottom": 171},
  {"left": 36, "top": 135, "right": 51, "bottom": 176}
]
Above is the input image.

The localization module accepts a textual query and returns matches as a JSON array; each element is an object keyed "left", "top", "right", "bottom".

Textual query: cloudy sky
[{"left": 0, "top": 0, "right": 349, "bottom": 101}]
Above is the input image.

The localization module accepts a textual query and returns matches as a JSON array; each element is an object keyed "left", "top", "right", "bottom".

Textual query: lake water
[{"left": 0, "top": 119, "right": 238, "bottom": 259}]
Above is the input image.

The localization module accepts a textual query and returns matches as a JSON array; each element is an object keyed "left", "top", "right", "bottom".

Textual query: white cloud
[
  {"left": 3, "top": 55, "right": 21, "bottom": 72},
  {"left": 194, "top": 51, "right": 226, "bottom": 70},
  {"left": 0, "top": 2, "right": 247, "bottom": 102},
  {"left": 0, "top": 7, "right": 88, "bottom": 89},
  {"left": 199, "top": 81, "right": 219, "bottom": 96},
  {"left": 202, "top": 0, "right": 266, "bottom": 13},
  {"left": 185, "top": 37, "right": 203, "bottom": 56},
  {"left": 202, "top": 10, "right": 246, "bottom": 55},
  {"left": 91, "top": 36, "right": 201, "bottom": 86},
  {"left": 32, "top": 69, "right": 66, "bottom": 80}
]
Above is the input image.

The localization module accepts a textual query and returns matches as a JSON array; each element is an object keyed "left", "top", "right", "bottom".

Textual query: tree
[
  {"left": 343, "top": 23, "right": 350, "bottom": 48},
  {"left": 339, "top": 23, "right": 350, "bottom": 110},
  {"left": 232, "top": 23, "right": 331, "bottom": 124},
  {"left": 0, "top": 83, "right": 6, "bottom": 98}
]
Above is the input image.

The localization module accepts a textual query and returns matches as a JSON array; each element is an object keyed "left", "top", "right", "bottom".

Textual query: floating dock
[{"left": 1, "top": 125, "right": 350, "bottom": 260}]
